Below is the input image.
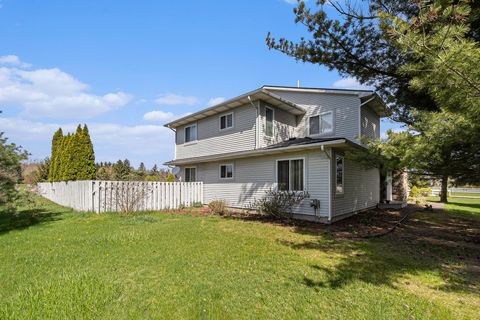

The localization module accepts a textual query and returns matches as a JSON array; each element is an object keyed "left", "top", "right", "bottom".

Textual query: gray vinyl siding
[
  {"left": 257, "top": 102, "right": 297, "bottom": 148},
  {"left": 181, "top": 149, "right": 331, "bottom": 217},
  {"left": 175, "top": 103, "right": 256, "bottom": 159},
  {"left": 361, "top": 105, "right": 380, "bottom": 139},
  {"left": 331, "top": 152, "right": 380, "bottom": 217},
  {"left": 265, "top": 89, "right": 361, "bottom": 142}
]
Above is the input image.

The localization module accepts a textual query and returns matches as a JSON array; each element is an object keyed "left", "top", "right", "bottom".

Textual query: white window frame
[
  {"left": 184, "top": 123, "right": 198, "bottom": 145},
  {"left": 219, "top": 163, "right": 234, "bottom": 180},
  {"left": 265, "top": 106, "right": 275, "bottom": 138},
  {"left": 219, "top": 112, "right": 234, "bottom": 131},
  {"left": 184, "top": 166, "right": 197, "bottom": 182},
  {"left": 308, "top": 111, "right": 333, "bottom": 136},
  {"left": 335, "top": 155, "right": 344, "bottom": 195},
  {"left": 275, "top": 157, "right": 306, "bottom": 192}
]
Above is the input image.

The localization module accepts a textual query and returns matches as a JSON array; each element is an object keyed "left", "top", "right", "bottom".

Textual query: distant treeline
[
  {"left": 95, "top": 160, "right": 175, "bottom": 182},
  {"left": 23, "top": 125, "right": 176, "bottom": 183}
]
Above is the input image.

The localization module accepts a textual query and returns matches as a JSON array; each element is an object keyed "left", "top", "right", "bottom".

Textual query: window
[
  {"left": 219, "top": 113, "right": 234, "bottom": 130},
  {"left": 335, "top": 155, "right": 344, "bottom": 194},
  {"left": 219, "top": 164, "right": 234, "bottom": 179},
  {"left": 309, "top": 112, "right": 333, "bottom": 135},
  {"left": 277, "top": 159, "right": 304, "bottom": 191},
  {"left": 265, "top": 107, "right": 274, "bottom": 137},
  {"left": 184, "top": 124, "right": 197, "bottom": 143},
  {"left": 185, "top": 167, "right": 196, "bottom": 182}
]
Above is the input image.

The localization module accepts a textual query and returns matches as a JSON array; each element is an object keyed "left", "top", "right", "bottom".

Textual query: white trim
[
  {"left": 165, "top": 138, "right": 355, "bottom": 166},
  {"left": 219, "top": 163, "right": 234, "bottom": 180},
  {"left": 184, "top": 123, "right": 198, "bottom": 144},
  {"left": 184, "top": 166, "right": 197, "bottom": 182},
  {"left": 308, "top": 111, "right": 334, "bottom": 136},
  {"left": 219, "top": 112, "right": 234, "bottom": 131},
  {"left": 265, "top": 106, "right": 275, "bottom": 138},
  {"left": 263, "top": 86, "right": 371, "bottom": 96},
  {"left": 275, "top": 157, "right": 306, "bottom": 192},
  {"left": 335, "top": 155, "right": 345, "bottom": 195}
]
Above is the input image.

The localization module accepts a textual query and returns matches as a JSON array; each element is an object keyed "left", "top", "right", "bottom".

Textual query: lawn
[{"left": 1, "top": 192, "right": 479, "bottom": 319}]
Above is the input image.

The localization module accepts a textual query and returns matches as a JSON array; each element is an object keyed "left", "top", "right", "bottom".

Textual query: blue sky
[{"left": 0, "top": 0, "right": 401, "bottom": 168}]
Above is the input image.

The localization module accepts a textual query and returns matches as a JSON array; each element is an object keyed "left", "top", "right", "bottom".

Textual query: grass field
[
  {"left": 1, "top": 191, "right": 479, "bottom": 319},
  {"left": 450, "top": 192, "right": 480, "bottom": 197}
]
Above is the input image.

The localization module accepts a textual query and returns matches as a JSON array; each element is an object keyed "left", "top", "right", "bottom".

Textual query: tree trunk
[{"left": 440, "top": 175, "right": 449, "bottom": 203}]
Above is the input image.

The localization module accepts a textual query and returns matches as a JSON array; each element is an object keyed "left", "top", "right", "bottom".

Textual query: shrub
[
  {"left": 192, "top": 201, "right": 203, "bottom": 208},
  {"left": 250, "top": 189, "right": 309, "bottom": 219},
  {"left": 410, "top": 186, "right": 432, "bottom": 198},
  {"left": 409, "top": 186, "right": 432, "bottom": 206},
  {"left": 208, "top": 200, "right": 227, "bottom": 215}
]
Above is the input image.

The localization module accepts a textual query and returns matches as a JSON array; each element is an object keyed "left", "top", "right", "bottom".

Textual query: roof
[
  {"left": 264, "top": 85, "right": 388, "bottom": 117},
  {"left": 164, "top": 84, "right": 389, "bottom": 129},
  {"left": 164, "top": 88, "right": 306, "bottom": 129},
  {"left": 164, "top": 137, "right": 364, "bottom": 166}
]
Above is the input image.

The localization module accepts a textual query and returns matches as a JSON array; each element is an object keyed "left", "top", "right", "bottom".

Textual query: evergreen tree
[
  {"left": 0, "top": 132, "right": 28, "bottom": 205},
  {"left": 138, "top": 162, "right": 146, "bottom": 172},
  {"left": 60, "top": 134, "right": 77, "bottom": 181},
  {"left": 151, "top": 164, "right": 159, "bottom": 175},
  {"left": 266, "top": 0, "right": 480, "bottom": 123},
  {"left": 113, "top": 159, "right": 130, "bottom": 180},
  {"left": 77, "top": 125, "right": 96, "bottom": 180},
  {"left": 48, "top": 128, "right": 63, "bottom": 181}
]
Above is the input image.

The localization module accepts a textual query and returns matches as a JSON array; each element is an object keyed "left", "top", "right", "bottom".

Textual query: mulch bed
[{"left": 222, "top": 205, "right": 418, "bottom": 239}]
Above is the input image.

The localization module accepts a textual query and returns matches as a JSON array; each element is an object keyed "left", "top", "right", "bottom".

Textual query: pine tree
[
  {"left": 151, "top": 164, "right": 158, "bottom": 175},
  {"left": 138, "top": 162, "right": 146, "bottom": 172},
  {"left": 48, "top": 128, "right": 63, "bottom": 181}
]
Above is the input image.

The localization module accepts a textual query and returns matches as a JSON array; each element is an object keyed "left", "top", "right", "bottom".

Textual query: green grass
[
  {"left": 1, "top": 192, "right": 479, "bottom": 319},
  {"left": 428, "top": 196, "right": 480, "bottom": 219},
  {"left": 450, "top": 192, "right": 480, "bottom": 197}
]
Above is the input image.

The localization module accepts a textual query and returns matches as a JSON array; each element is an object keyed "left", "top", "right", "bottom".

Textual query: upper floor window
[
  {"left": 309, "top": 112, "right": 333, "bottom": 135},
  {"left": 184, "top": 167, "right": 196, "bottom": 182},
  {"left": 219, "top": 112, "right": 234, "bottom": 131},
  {"left": 184, "top": 124, "right": 197, "bottom": 143},
  {"left": 335, "top": 155, "right": 344, "bottom": 194},
  {"left": 219, "top": 164, "right": 234, "bottom": 179},
  {"left": 265, "top": 107, "right": 274, "bottom": 137},
  {"left": 277, "top": 159, "right": 304, "bottom": 191}
]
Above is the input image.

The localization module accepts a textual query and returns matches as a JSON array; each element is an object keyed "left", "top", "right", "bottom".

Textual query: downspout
[
  {"left": 321, "top": 145, "right": 333, "bottom": 223},
  {"left": 247, "top": 96, "right": 259, "bottom": 149}
]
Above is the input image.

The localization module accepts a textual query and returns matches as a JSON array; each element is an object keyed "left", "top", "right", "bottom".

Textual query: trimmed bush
[{"left": 251, "top": 189, "right": 309, "bottom": 219}]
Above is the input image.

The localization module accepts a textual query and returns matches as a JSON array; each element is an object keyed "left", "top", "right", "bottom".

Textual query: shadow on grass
[
  {"left": 0, "top": 207, "right": 64, "bottom": 235},
  {"left": 283, "top": 209, "right": 480, "bottom": 296}
]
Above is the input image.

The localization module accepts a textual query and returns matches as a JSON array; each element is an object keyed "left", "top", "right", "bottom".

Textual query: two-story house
[{"left": 164, "top": 85, "right": 387, "bottom": 223}]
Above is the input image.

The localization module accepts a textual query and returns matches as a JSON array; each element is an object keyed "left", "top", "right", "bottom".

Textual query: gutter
[{"left": 164, "top": 138, "right": 350, "bottom": 166}]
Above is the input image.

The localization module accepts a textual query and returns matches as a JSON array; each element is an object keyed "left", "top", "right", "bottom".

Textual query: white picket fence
[{"left": 37, "top": 180, "right": 204, "bottom": 213}]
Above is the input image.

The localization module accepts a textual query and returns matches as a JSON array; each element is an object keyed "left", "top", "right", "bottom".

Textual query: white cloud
[
  {"left": 0, "top": 117, "right": 174, "bottom": 167},
  {"left": 155, "top": 93, "right": 198, "bottom": 106},
  {"left": 332, "top": 77, "right": 373, "bottom": 90},
  {"left": 283, "top": 0, "right": 300, "bottom": 4},
  {"left": 207, "top": 97, "right": 226, "bottom": 106},
  {"left": 0, "top": 55, "right": 31, "bottom": 68},
  {"left": 143, "top": 110, "right": 192, "bottom": 123},
  {"left": 0, "top": 55, "right": 132, "bottom": 119}
]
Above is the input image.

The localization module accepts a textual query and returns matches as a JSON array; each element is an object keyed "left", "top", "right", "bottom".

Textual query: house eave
[
  {"left": 164, "top": 138, "right": 364, "bottom": 166},
  {"left": 164, "top": 88, "right": 306, "bottom": 129}
]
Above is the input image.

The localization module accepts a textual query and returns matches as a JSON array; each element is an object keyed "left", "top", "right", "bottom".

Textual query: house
[{"left": 164, "top": 85, "right": 388, "bottom": 223}]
